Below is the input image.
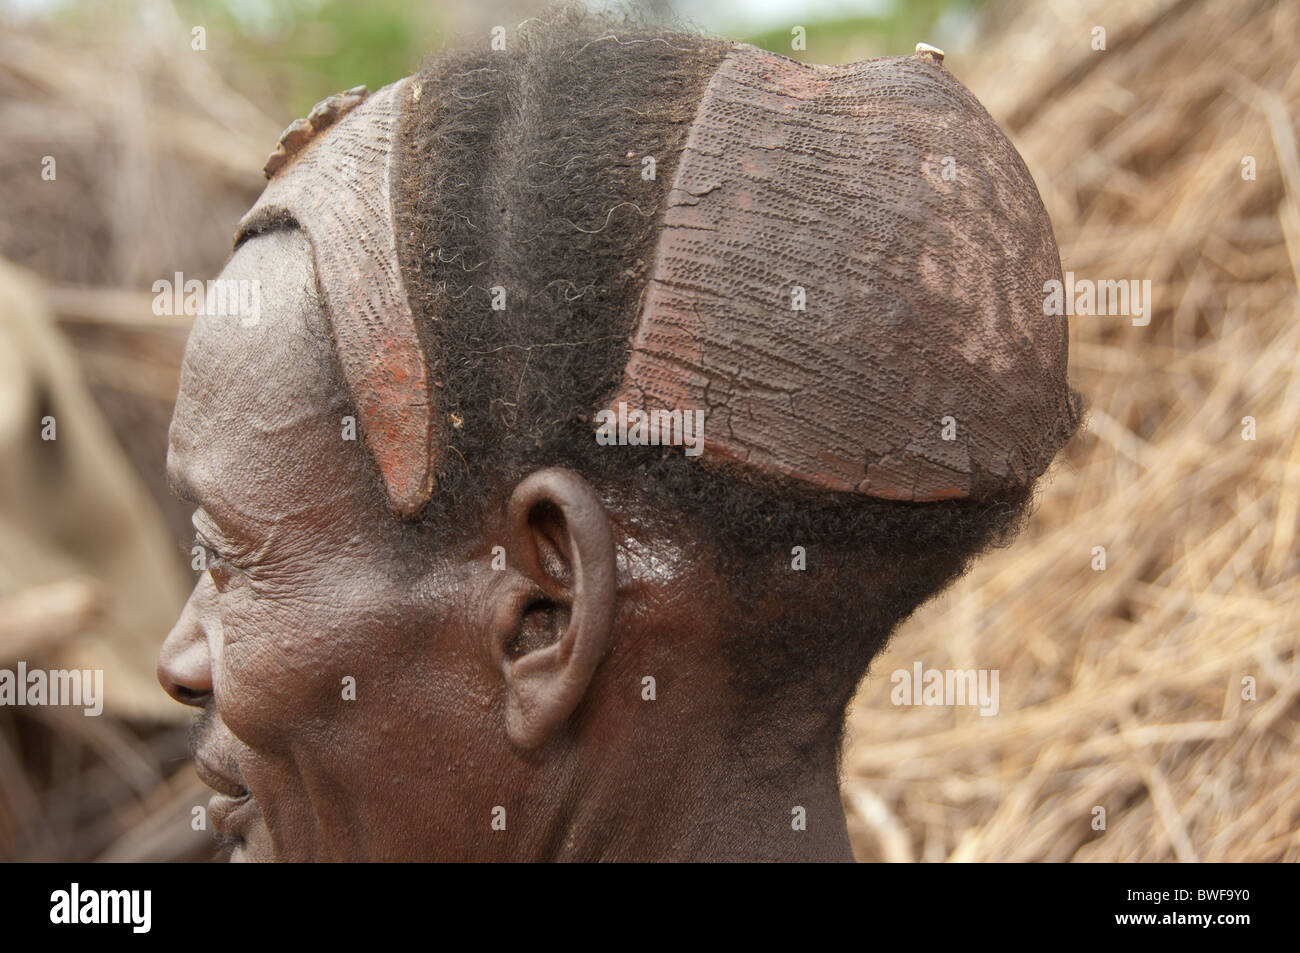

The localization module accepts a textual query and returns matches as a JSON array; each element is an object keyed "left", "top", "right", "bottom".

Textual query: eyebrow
[
  {"left": 167, "top": 467, "right": 197, "bottom": 504},
  {"left": 233, "top": 208, "right": 300, "bottom": 251}
]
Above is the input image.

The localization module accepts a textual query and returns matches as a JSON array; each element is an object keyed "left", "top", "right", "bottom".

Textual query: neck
[{"left": 539, "top": 723, "right": 854, "bottom": 862}]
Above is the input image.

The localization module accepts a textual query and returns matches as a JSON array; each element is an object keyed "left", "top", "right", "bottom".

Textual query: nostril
[
  {"left": 157, "top": 642, "right": 213, "bottom": 706},
  {"left": 158, "top": 664, "right": 210, "bottom": 706},
  {"left": 172, "top": 684, "right": 209, "bottom": 705}
]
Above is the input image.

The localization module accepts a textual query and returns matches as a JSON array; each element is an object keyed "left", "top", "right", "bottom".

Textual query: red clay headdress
[
  {"left": 236, "top": 76, "right": 436, "bottom": 517},
  {"left": 605, "top": 44, "right": 1078, "bottom": 501},
  {"left": 240, "top": 45, "right": 1076, "bottom": 517}
]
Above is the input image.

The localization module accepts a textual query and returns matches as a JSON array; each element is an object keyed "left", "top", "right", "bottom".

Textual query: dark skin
[{"left": 158, "top": 229, "right": 853, "bottom": 861}]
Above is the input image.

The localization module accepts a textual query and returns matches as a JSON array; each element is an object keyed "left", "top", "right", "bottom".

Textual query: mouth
[
  {"left": 189, "top": 709, "right": 259, "bottom": 857},
  {"left": 194, "top": 753, "right": 248, "bottom": 799},
  {"left": 194, "top": 752, "right": 254, "bottom": 850},
  {"left": 206, "top": 789, "right": 254, "bottom": 848}
]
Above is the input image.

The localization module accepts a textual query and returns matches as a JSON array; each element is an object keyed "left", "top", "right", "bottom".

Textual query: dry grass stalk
[{"left": 842, "top": 0, "right": 1300, "bottom": 862}]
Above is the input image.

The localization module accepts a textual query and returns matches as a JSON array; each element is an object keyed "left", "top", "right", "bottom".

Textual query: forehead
[{"left": 167, "top": 229, "right": 365, "bottom": 528}]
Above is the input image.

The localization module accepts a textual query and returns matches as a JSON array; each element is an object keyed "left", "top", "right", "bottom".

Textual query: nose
[{"left": 157, "top": 579, "right": 214, "bottom": 705}]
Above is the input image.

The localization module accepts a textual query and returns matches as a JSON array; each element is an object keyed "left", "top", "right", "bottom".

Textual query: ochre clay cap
[
  {"left": 239, "top": 44, "right": 1077, "bottom": 518},
  {"left": 603, "top": 45, "right": 1078, "bottom": 501}
]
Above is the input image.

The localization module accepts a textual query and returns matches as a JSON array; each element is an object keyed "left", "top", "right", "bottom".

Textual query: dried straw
[{"left": 842, "top": 0, "right": 1300, "bottom": 862}]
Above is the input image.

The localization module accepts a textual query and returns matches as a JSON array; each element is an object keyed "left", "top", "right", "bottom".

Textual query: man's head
[{"left": 159, "top": 11, "right": 1079, "bottom": 861}]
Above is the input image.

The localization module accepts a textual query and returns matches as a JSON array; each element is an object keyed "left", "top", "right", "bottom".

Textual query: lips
[
  {"left": 190, "top": 711, "right": 259, "bottom": 852},
  {"left": 207, "top": 787, "right": 254, "bottom": 840},
  {"left": 193, "top": 754, "right": 248, "bottom": 799},
  {"left": 194, "top": 754, "right": 256, "bottom": 850},
  {"left": 193, "top": 747, "right": 257, "bottom": 841}
]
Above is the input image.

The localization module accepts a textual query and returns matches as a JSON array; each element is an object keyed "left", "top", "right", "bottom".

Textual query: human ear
[{"left": 493, "top": 468, "right": 617, "bottom": 749}]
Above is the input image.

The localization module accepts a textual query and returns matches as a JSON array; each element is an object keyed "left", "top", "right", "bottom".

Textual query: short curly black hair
[{"left": 395, "top": 8, "right": 1066, "bottom": 758}]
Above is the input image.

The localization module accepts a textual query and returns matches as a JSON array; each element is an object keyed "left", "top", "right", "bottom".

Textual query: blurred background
[{"left": 0, "top": 0, "right": 1295, "bottom": 861}]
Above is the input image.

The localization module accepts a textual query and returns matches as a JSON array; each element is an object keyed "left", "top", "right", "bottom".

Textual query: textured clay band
[
  {"left": 236, "top": 77, "right": 437, "bottom": 517},
  {"left": 603, "top": 45, "right": 1078, "bottom": 500}
]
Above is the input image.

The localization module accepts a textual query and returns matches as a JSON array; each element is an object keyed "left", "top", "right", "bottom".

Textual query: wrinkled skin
[{"left": 158, "top": 229, "right": 853, "bottom": 861}]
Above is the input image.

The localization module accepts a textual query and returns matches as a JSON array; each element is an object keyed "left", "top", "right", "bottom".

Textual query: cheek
[
  {"left": 212, "top": 578, "right": 406, "bottom": 749},
  {"left": 211, "top": 566, "right": 482, "bottom": 756}
]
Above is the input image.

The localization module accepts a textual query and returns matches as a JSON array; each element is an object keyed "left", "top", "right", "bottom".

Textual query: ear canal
[{"left": 500, "top": 468, "right": 618, "bottom": 750}]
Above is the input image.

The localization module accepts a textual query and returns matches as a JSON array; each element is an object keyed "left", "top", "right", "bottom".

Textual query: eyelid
[
  {"left": 191, "top": 512, "right": 250, "bottom": 568},
  {"left": 193, "top": 534, "right": 224, "bottom": 564}
]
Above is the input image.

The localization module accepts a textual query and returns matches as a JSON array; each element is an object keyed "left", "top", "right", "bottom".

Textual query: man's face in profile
[{"left": 160, "top": 231, "right": 499, "bottom": 861}]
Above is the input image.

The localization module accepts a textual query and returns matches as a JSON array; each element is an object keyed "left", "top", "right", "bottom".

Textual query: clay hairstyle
[{"left": 237, "top": 9, "right": 1081, "bottom": 759}]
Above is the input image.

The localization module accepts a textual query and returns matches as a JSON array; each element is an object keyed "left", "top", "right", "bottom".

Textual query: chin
[{"left": 211, "top": 801, "right": 273, "bottom": 862}]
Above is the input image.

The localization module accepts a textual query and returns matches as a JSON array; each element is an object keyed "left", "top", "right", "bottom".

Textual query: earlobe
[{"left": 497, "top": 468, "right": 617, "bottom": 749}]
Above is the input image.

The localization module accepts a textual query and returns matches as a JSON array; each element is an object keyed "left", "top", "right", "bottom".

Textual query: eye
[{"left": 192, "top": 537, "right": 234, "bottom": 591}]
